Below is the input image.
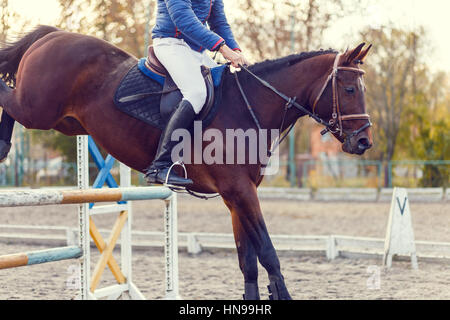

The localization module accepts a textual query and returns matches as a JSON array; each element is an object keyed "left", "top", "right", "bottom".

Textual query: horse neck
[{"left": 256, "top": 54, "right": 333, "bottom": 131}]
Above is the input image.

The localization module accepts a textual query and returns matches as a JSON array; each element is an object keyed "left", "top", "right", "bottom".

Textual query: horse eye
[{"left": 345, "top": 87, "right": 355, "bottom": 94}]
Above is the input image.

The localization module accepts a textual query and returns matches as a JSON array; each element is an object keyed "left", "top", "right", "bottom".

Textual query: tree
[
  {"left": 0, "top": 0, "right": 32, "bottom": 42},
  {"left": 400, "top": 72, "right": 450, "bottom": 187},
  {"left": 0, "top": 0, "right": 10, "bottom": 42},
  {"left": 360, "top": 26, "right": 450, "bottom": 186},
  {"left": 58, "top": 0, "right": 154, "bottom": 57},
  {"left": 228, "top": 0, "right": 347, "bottom": 61},
  {"left": 361, "top": 27, "right": 423, "bottom": 162},
  {"left": 359, "top": 27, "right": 418, "bottom": 185}
]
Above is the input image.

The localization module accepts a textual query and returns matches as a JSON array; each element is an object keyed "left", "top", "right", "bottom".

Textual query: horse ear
[
  {"left": 344, "top": 43, "right": 366, "bottom": 65},
  {"left": 356, "top": 44, "right": 372, "bottom": 62}
]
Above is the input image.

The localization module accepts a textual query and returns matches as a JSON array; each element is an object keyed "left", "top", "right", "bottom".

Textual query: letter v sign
[
  {"left": 383, "top": 188, "right": 418, "bottom": 269},
  {"left": 396, "top": 197, "right": 408, "bottom": 215}
]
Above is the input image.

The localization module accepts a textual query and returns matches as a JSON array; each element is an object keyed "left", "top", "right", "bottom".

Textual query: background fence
[
  {"left": 259, "top": 159, "right": 449, "bottom": 189},
  {"left": 0, "top": 159, "right": 448, "bottom": 189}
]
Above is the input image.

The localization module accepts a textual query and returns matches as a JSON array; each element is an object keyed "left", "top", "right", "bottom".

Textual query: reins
[
  {"left": 234, "top": 70, "right": 297, "bottom": 154},
  {"left": 234, "top": 66, "right": 326, "bottom": 156},
  {"left": 236, "top": 65, "right": 331, "bottom": 128}
]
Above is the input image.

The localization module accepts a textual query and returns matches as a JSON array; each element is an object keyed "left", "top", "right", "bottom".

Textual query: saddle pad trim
[
  {"left": 138, "top": 58, "right": 165, "bottom": 86},
  {"left": 211, "top": 65, "right": 227, "bottom": 87},
  {"left": 137, "top": 58, "right": 227, "bottom": 88}
]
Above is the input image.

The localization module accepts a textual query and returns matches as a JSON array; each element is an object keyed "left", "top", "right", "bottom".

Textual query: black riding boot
[
  {"left": 145, "top": 100, "right": 196, "bottom": 187},
  {"left": 0, "top": 111, "right": 14, "bottom": 163}
]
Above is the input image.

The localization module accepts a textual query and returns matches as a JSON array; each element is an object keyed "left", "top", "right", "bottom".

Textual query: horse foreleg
[
  {"left": 221, "top": 181, "right": 292, "bottom": 300},
  {"left": 224, "top": 200, "right": 260, "bottom": 300}
]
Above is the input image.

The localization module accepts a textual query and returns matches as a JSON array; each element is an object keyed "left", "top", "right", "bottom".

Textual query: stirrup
[{"left": 164, "top": 161, "right": 188, "bottom": 189}]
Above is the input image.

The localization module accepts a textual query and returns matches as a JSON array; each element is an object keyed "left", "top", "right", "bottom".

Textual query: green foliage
[
  {"left": 357, "top": 26, "right": 450, "bottom": 186},
  {"left": 400, "top": 89, "right": 450, "bottom": 187},
  {"left": 360, "top": 27, "right": 425, "bottom": 162},
  {"left": 31, "top": 130, "right": 77, "bottom": 162}
]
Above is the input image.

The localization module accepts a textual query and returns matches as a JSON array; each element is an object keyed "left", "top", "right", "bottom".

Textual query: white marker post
[{"left": 383, "top": 188, "right": 418, "bottom": 269}]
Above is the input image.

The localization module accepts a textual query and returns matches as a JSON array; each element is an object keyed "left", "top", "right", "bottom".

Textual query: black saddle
[
  {"left": 146, "top": 46, "right": 215, "bottom": 123},
  {"left": 113, "top": 53, "right": 225, "bottom": 130}
]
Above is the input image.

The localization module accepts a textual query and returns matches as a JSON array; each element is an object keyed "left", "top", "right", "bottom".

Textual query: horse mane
[
  {"left": 222, "top": 48, "right": 337, "bottom": 92},
  {"left": 247, "top": 49, "right": 337, "bottom": 77}
]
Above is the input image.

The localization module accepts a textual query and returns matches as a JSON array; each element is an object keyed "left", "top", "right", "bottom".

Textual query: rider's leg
[
  {"left": 145, "top": 38, "right": 208, "bottom": 186},
  {"left": 199, "top": 50, "right": 219, "bottom": 69},
  {"left": 0, "top": 110, "right": 14, "bottom": 162}
]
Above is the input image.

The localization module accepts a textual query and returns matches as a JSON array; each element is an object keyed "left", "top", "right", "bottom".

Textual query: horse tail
[{"left": 0, "top": 25, "right": 60, "bottom": 86}]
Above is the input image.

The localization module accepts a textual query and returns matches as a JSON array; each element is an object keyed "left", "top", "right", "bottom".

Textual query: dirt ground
[{"left": 0, "top": 197, "right": 448, "bottom": 300}]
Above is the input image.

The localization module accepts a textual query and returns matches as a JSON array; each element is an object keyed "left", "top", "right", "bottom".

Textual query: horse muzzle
[{"left": 342, "top": 134, "right": 372, "bottom": 155}]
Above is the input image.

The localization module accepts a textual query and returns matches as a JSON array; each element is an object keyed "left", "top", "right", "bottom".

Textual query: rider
[{"left": 145, "top": 0, "right": 249, "bottom": 187}]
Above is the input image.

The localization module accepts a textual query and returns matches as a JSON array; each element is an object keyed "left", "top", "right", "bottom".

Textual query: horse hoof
[
  {"left": 0, "top": 141, "right": 11, "bottom": 163},
  {"left": 268, "top": 280, "right": 292, "bottom": 300},
  {"left": 243, "top": 282, "right": 260, "bottom": 300}
]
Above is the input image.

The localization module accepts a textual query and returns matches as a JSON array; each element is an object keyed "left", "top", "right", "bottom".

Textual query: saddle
[
  {"left": 113, "top": 52, "right": 227, "bottom": 131},
  {"left": 146, "top": 46, "right": 215, "bottom": 122}
]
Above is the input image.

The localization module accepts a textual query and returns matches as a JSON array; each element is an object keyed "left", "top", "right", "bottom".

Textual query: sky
[
  {"left": 7, "top": 0, "right": 450, "bottom": 73},
  {"left": 322, "top": 0, "right": 450, "bottom": 74}
]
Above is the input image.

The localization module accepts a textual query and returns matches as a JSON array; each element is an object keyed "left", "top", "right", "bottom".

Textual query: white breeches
[{"left": 153, "top": 37, "right": 218, "bottom": 114}]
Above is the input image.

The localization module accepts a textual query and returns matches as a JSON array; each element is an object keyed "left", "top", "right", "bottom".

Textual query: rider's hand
[
  {"left": 235, "top": 50, "right": 250, "bottom": 67},
  {"left": 219, "top": 45, "right": 250, "bottom": 68}
]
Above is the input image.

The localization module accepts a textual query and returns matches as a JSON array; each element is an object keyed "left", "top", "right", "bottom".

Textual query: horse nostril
[{"left": 357, "top": 137, "right": 371, "bottom": 150}]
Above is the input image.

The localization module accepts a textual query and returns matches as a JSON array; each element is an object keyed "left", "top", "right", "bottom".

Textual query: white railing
[{"left": 1, "top": 224, "right": 449, "bottom": 262}]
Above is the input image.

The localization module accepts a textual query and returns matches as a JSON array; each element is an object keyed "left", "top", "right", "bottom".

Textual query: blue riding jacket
[{"left": 152, "top": 0, "right": 240, "bottom": 53}]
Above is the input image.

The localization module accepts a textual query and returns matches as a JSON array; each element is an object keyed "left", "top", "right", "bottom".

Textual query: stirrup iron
[{"left": 164, "top": 161, "right": 188, "bottom": 188}]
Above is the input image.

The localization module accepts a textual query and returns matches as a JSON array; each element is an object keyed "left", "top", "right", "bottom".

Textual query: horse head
[{"left": 311, "top": 43, "right": 373, "bottom": 155}]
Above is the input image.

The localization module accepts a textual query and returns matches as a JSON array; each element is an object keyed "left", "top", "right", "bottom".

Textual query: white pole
[
  {"left": 164, "top": 194, "right": 180, "bottom": 299},
  {"left": 120, "top": 164, "right": 131, "bottom": 278},
  {"left": 77, "top": 135, "right": 91, "bottom": 300}
]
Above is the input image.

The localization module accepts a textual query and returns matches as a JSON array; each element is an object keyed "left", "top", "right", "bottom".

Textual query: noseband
[{"left": 312, "top": 53, "right": 372, "bottom": 138}]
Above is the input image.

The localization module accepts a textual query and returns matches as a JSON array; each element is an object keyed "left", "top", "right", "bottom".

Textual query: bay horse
[{"left": 0, "top": 26, "right": 372, "bottom": 300}]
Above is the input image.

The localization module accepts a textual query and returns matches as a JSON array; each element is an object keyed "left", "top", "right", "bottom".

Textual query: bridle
[
  {"left": 312, "top": 53, "right": 371, "bottom": 138},
  {"left": 235, "top": 52, "right": 372, "bottom": 150},
  {"left": 167, "top": 53, "right": 372, "bottom": 200}
]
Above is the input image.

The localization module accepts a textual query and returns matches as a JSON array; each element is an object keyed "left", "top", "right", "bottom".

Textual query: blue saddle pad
[
  {"left": 137, "top": 58, "right": 227, "bottom": 88},
  {"left": 113, "top": 59, "right": 227, "bottom": 130}
]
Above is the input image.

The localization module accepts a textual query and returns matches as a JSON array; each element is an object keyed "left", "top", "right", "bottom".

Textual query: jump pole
[
  {"left": 0, "top": 187, "right": 174, "bottom": 207},
  {"left": 0, "top": 137, "right": 179, "bottom": 300},
  {"left": 0, "top": 186, "right": 178, "bottom": 299},
  {"left": 0, "top": 246, "right": 82, "bottom": 270}
]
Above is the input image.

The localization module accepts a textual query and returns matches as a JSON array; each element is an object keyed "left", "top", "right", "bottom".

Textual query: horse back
[{"left": 15, "top": 31, "right": 136, "bottom": 119}]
